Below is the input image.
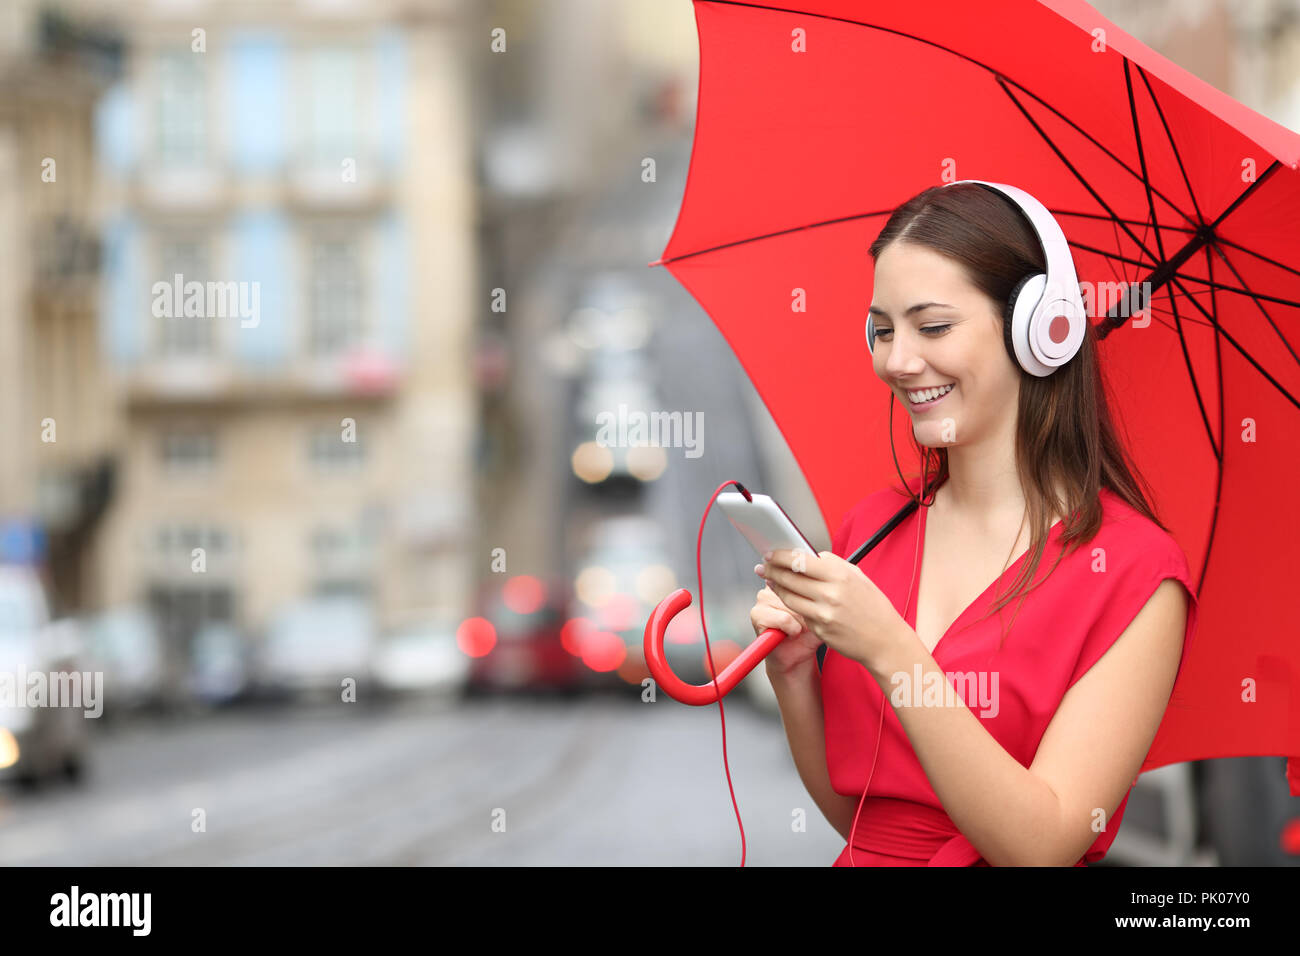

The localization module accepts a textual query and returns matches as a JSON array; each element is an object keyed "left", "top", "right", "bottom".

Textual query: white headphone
[{"left": 865, "top": 180, "right": 1087, "bottom": 377}]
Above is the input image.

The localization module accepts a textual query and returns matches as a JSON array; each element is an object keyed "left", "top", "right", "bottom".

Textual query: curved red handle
[{"left": 643, "top": 588, "right": 789, "bottom": 705}]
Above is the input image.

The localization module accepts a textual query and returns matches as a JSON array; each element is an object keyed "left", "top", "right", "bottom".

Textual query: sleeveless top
[{"left": 819, "top": 476, "right": 1200, "bottom": 866}]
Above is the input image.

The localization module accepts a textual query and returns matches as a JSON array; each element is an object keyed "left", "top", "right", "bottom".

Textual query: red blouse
[{"left": 820, "top": 476, "right": 1200, "bottom": 866}]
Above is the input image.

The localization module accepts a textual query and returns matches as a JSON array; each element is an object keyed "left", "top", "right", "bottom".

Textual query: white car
[
  {"left": 188, "top": 622, "right": 250, "bottom": 706},
  {"left": 371, "top": 616, "right": 471, "bottom": 700},
  {"left": 82, "top": 606, "right": 168, "bottom": 715},
  {"left": 0, "top": 566, "right": 91, "bottom": 788},
  {"left": 259, "top": 597, "right": 377, "bottom": 702}
]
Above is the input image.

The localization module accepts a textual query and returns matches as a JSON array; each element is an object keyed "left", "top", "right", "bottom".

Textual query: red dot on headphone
[{"left": 1049, "top": 314, "right": 1071, "bottom": 344}]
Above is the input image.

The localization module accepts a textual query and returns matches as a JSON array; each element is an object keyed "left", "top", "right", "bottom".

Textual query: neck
[{"left": 930, "top": 415, "right": 1027, "bottom": 525}]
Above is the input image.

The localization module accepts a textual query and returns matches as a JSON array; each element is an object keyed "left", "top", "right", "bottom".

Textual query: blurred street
[{"left": 0, "top": 696, "right": 839, "bottom": 867}]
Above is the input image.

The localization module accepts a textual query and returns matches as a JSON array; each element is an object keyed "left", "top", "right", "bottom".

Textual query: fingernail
[{"left": 753, "top": 563, "right": 763, "bottom": 574}]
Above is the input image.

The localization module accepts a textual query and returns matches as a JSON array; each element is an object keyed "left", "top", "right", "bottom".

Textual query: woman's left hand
[{"left": 756, "top": 549, "right": 910, "bottom": 672}]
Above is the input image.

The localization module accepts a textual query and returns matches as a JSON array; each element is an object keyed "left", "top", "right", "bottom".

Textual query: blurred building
[
  {"left": 1091, "top": 0, "right": 1300, "bottom": 133},
  {"left": 74, "top": 0, "right": 478, "bottom": 664},
  {"left": 0, "top": 4, "right": 121, "bottom": 617}
]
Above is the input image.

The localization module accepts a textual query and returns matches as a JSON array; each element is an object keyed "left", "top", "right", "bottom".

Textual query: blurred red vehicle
[{"left": 465, "top": 574, "right": 587, "bottom": 696}]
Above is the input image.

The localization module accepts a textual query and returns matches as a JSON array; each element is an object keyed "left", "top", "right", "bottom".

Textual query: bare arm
[
  {"left": 766, "top": 659, "right": 861, "bottom": 843},
  {"left": 861, "top": 578, "right": 1189, "bottom": 866}
]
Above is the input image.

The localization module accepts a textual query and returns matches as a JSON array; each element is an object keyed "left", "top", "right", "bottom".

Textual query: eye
[
  {"left": 921, "top": 324, "right": 951, "bottom": 335},
  {"left": 872, "top": 324, "right": 949, "bottom": 342}
]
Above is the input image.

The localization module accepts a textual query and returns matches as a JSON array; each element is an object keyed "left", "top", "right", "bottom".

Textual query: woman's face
[{"left": 868, "top": 241, "right": 1020, "bottom": 449}]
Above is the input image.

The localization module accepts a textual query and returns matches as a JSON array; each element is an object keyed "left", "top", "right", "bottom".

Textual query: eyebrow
[{"left": 867, "top": 302, "right": 955, "bottom": 319}]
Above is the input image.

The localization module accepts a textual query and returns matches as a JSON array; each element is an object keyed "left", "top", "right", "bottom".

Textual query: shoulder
[{"left": 1091, "top": 487, "right": 1192, "bottom": 579}]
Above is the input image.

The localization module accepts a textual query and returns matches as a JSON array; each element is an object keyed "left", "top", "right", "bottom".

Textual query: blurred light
[
  {"left": 1282, "top": 818, "right": 1300, "bottom": 856},
  {"left": 617, "top": 648, "right": 651, "bottom": 685},
  {"left": 565, "top": 307, "right": 605, "bottom": 351},
  {"left": 581, "top": 630, "right": 626, "bottom": 672},
  {"left": 702, "top": 640, "right": 742, "bottom": 679},
  {"left": 502, "top": 575, "right": 545, "bottom": 615},
  {"left": 0, "top": 729, "right": 17, "bottom": 770},
  {"left": 626, "top": 444, "right": 666, "bottom": 481},
  {"left": 341, "top": 347, "right": 398, "bottom": 395},
  {"left": 608, "top": 307, "right": 651, "bottom": 349},
  {"left": 596, "top": 593, "right": 637, "bottom": 631},
  {"left": 456, "top": 617, "right": 497, "bottom": 658},
  {"left": 635, "top": 563, "right": 676, "bottom": 604},
  {"left": 561, "top": 617, "right": 595, "bottom": 656},
  {"left": 474, "top": 332, "right": 510, "bottom": 391},
  {"left": 574, "top": 565, "right": 615, "bottom": 607},
  {"left": 572, "top": 442, "right": 613, "bottom": 483},
  {"left": 665, "top": 610, "right": 700, "bottom": 645}
]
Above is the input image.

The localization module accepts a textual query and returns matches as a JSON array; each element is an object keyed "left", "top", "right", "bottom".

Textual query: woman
[{"left": 749, "top": 181, "right": 1199, "bottom": 866}]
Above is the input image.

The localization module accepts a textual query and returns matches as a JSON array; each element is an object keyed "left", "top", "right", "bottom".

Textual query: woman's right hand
[{"left": 750, "top": 583, "right": 821, "bottom": 675}]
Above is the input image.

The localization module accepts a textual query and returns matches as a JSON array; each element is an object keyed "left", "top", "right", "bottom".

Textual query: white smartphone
[{"left": 717, "top": 491, "right": 819, "bottom": 560}]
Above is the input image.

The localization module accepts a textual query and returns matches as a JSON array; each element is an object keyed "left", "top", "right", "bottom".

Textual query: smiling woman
[{"left": 762, "top": 181, "right": 1199, "bottom": 867}]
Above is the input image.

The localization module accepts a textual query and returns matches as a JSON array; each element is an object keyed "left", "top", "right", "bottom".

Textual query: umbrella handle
[{"left": 644, "top": 587, "right": 789, "bottom": 705}]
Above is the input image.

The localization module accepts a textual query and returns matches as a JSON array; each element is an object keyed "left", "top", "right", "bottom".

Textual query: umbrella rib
[
  {"left": 649, "top": 209, "right": 896, "bottom": 266},
  {"left": 1210, "top": 159, "right": 1282, "bottom": 230},
  {"left": 1168, "top": 272, "right": 1300, "bottom": 412},
  {"left": 1205, "top": 240, "right": 1300, "bottom": 368},
  {"left": 1170, "top": 273, "right": 1300, "bottom": 313},
  {"left": 1050, "top": 210, "right": 1199, "bottom": 233},
  {"left": 1066, "top": 238, "right": 1155, "bottom": 272},
  {"left": 995, "top": 76, "right": 1167, "bottom": 275},
  {"left": 1213, "top": 236, "right": 1300, "bottom": 283},
  {"left": 1136, "top": 64, "right": 1206, "bottom": 225},
  {"left": 1167, "top": 253, "right": 1219, "bottom": 461},
  {"left": 1195, "top": 244, "right": 1226, "bottom": 598},
  {"left": 1123, "top": 59, "right": 1171, "bottom": 270}
]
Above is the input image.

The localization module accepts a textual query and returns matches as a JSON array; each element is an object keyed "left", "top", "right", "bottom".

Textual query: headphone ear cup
[
  {"left": 865, "top": 314, "right": 875, "bottom": 354},
  {"left": 1003, "top": 273, "right": 1037, "bottom": 372}
]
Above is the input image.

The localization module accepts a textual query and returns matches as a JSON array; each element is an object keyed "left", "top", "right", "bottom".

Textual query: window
[
  {"left": 159, "top": 429, "right": 217, "bottom": 474},
  {"left": 308, "top": 521, "right": 374, "bottom": 596},
  {"left": 304, "top": 46, "right": 361, "bottom": 169},
  {"left": 307, "top": 424, "right": 365, "bottom": 473},
  {"left": 306, "top": 233, "right": 363, "bottom": 356},
  {"left": 156, "top": 234, "right": 215, "bottom": 357},
  {"left": 155, "top": 50, "right": 207, "bottom": 168}
]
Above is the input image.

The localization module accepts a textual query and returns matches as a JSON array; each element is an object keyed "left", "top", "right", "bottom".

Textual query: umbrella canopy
[{"left": 651, "top": 0, "right": 1300, "bottom": 787}]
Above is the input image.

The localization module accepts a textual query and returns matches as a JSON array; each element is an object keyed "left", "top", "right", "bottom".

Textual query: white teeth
[{"left": 907, "top": 383, "right": 954, "bottom": 404}]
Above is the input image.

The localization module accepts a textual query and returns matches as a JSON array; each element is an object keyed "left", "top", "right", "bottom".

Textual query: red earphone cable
[
  {"left": 696, "top": 480, "right": 750, "bottom": 866},
  {"left": 693, "top": 477, "right": 925, "bottom": 867},
  {"left": 848, "top": 493, "right": 922, "bottom": 866}
]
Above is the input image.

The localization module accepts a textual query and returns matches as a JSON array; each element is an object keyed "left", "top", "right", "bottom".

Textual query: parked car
[
  {"left": 257, "top": 597, "right": 377, "bottom": 703},
  {"left": 372, "top": 614, "right": 472, "bottom": 701},
  {"left": 81, "top": 605, "right": 169, "bottom": 717},
  {"left": 467, "top": 575, "right": 586, "bottom": 695},
  {"left": 0, "top": 566, "right": 90, "bottom": 789},
  {"left": 187, "top": 621, "right": 250, "bottom": 707}
]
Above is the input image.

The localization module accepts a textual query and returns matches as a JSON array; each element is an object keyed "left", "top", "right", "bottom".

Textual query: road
[{"left": 0, "top": 695, "right": 843, "bottom": 866}]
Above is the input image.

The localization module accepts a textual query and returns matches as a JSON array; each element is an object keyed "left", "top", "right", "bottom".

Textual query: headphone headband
[{"left": 866, "top": 180, "right": 1087, "bottom": 377}]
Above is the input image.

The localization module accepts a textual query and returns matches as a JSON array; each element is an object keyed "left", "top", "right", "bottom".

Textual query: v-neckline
[{"left": 906, "top": 497, "right": 1065, "bottom": 658}]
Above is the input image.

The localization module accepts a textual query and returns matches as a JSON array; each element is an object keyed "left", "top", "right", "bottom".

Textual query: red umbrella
[{"left": 648, "top": 1, "right": 1300, "bottom": 790}]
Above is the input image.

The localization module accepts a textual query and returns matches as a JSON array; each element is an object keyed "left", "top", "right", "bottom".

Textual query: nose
[{"left": 882, "top": 325, "right": 926, "bottom": 379}]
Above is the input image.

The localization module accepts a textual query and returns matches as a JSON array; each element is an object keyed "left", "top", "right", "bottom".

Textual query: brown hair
[{"left": 869, "top": 182, "right": 1169, "bottom": 646}]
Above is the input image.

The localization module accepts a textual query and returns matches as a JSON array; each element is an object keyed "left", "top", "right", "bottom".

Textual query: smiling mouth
[{"left": 905, "top": 383, "right": 955, "bottom": 405}]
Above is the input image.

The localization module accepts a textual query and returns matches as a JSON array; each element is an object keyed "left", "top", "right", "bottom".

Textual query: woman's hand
[
  {"left": 756, "top": 548, "right": 909, "bottom": 673},
  {"left": 749, "top": 582, "right": 821, "bottom": 675}
]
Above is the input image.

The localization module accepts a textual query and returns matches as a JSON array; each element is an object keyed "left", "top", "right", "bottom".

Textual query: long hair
[{"left": 869, "top": 182, "right": 1169, "bottom": 646}]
